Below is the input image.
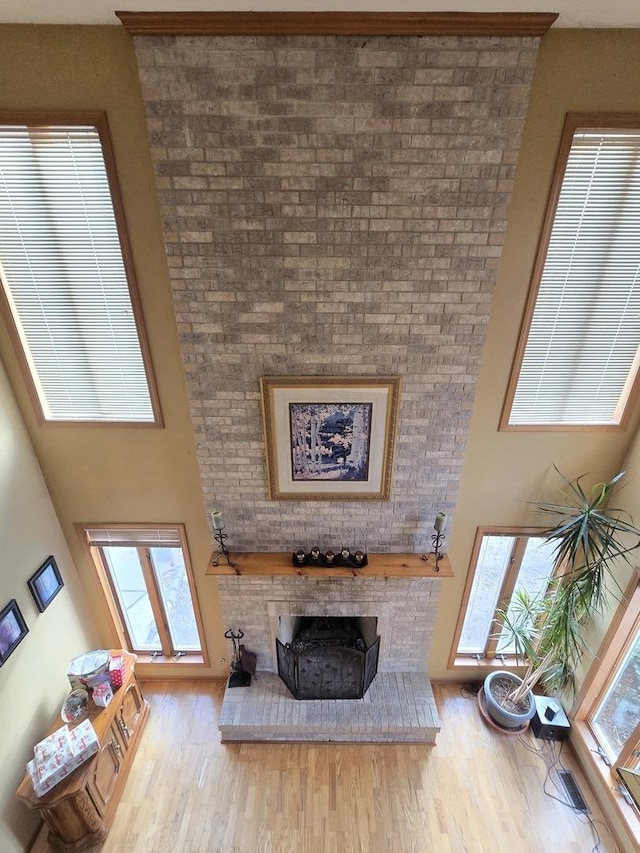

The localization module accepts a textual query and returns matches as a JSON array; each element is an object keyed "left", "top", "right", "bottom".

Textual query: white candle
[
  {"left": 211, "top": 510, "right": 225, "bottom": 530},
  {"left": 434, "top": 512, "right": 446, "bottom": 532}
]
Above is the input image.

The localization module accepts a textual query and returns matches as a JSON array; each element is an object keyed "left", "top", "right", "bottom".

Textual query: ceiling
[{"left": 0, "top": 1, "right": 638, "bottom": 29}]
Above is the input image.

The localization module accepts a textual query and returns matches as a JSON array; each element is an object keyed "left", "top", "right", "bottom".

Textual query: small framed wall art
[
  {"left": 28, "top": 555, "right": 64, "bottom": 613},
  {"left": 0, "top": 599, "right": 28, "bottom": 665},
  {"left": 260, "top": 375, "right": 401, "bottom": 501}
]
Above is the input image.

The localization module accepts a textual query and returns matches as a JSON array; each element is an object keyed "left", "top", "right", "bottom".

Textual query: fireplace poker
[
  {"left": 225, "top": 628, "right": 244, "bottom": 668},
  {"left": 225, "top": 628, "right": 254, "bottom": 688}
]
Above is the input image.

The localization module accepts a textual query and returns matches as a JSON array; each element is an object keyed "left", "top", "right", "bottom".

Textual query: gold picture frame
[{"left": 260, "top": 375, "right": 401, "bottom": 501}]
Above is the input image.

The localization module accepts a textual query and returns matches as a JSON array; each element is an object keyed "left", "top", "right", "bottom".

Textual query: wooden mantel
[
  {"left": 117, "top": 11, "right": 558, "bottom": 37},
  {"left": 206, "top": 551, "right": 452, "bottom": 578}
]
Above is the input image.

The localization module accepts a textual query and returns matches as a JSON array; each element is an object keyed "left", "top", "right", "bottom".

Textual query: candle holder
[
  {"left": 291, "top": 548, "right": 368, "bottom": 568},
  {"left": 422, "top": 527, "right": 446, "bottom": 572},
  {"left": 212, "top": 526, "right": 238, "bottom": 570}
]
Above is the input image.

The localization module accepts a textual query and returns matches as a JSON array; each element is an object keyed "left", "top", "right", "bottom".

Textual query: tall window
[
  {"left": 581, "top": 578, "right": 640, "bottom": 771},
  {"left": 83, "top": 525, "right": 206, "bottom": 664},
  {"left": 452, "top": 529, "right": 557, "bottom": 664},
  {"left": 0, "top": 113, "right": 161, "bottom": 424},
  {"left": 502, "top": 114, "right": 640, "bottom": 430}
]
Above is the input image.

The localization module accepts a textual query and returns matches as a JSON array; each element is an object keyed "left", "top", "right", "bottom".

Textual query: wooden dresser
[{"left": 16, "top": 650, "right": 149, "bottom": 851}]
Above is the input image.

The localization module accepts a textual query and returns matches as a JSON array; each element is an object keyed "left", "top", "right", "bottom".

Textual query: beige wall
[
  {"left": 0, "top": 360, "right": 98, "bottom": 852},
  {"left": 0, "top": 26, "right": 639, "bottom": 682},
  {"left": 0, "top": 26, "right": 227, "bottom": 678},
  {"left": 1, "top": 23, "right": 640, "bottom": 850},
  {"left": 432, "top": 28, "right": 640, "bottom": 679},
  {"left": 569, "top": 428, "right": 640, "bottom": 853},
  {"left": 0, "top": 27, "right": 640, "bottom": 678}
]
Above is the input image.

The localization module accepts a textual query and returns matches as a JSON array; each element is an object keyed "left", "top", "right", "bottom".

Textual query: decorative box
[
  {"left": 28, "top": 721, "right": 99, "bottom": 797},
  {"left": 109, "top": 653, "right": 125, "bottom": 689},
  {"left": 92, "top": 681, "right": 113, "bottom": 707}
]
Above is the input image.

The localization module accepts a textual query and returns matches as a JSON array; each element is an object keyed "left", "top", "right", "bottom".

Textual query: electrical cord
[
  {"left": 555, "top": 741, "right": 618, "bottom": 853},
  {"left": 515, "top": 732, "right": 616, "bottom": 853},
  {"left": 459, "top": 682, "right": 482, "bottom": 699},
  {"left": 459, "top": 687, "right": 615, "bottom": 851},
  {"left": 455, "top": 687, "right": 617, "bottom": 852}
]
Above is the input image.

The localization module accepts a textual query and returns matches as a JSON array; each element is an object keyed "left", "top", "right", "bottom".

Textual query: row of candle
[{"left": 295, "top": 547, "right": 365, "bottom": 565}]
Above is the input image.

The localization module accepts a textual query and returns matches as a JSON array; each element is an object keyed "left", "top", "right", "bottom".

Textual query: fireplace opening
[{"left": 276, "top": 616, "right": 380, "bottom": 700}]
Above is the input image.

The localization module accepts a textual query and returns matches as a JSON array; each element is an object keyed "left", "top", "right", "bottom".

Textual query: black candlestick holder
[
  {"left": 431, "top": 529, "right": 445, "bottom": 572},
  {"left": 292, "top": 547, "right": 368, "bottom": 568},
  {"left": 422, "top": 528, "right": 446, "bottom": 572},
  {"left": 212, "top": 526, "right": 238, "bottom": 570}
]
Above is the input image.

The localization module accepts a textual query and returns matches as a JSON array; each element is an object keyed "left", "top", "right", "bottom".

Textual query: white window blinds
[
  {"left": 0, "top": 123, "right": 157, "bottom": 423},
  {"left": 508, "top": 126, "right": 640, "bottom": 427},
  {"left": 84, "top": 527, "right": 183, "bottom": 549}
]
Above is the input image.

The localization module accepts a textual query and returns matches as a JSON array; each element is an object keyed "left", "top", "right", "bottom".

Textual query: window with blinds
[
  {"left": 84, "top": 527, "right": 183, "bottom": 548},
  {"left": 0, "top": 114, "right": 160, "bottom": 424},
  {"left": 82, "top": 524, "right": 206, "bottom": 662},
  {"left": 503, "top": 115, "right": 640, "bottom": 429}
]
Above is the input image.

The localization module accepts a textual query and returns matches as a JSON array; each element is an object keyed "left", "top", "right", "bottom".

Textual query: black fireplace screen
[{"left": 276, "top": 616, "right": 380, "bottom": 700}]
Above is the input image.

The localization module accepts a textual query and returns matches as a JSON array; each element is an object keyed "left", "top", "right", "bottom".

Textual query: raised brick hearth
[{"left": 218, "top": 671, "right": 439, "bottom": 743}]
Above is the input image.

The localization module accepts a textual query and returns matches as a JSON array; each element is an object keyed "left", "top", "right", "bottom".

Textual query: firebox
[{"left": 276, "top": 616, "right": 380, "bottom": 700}]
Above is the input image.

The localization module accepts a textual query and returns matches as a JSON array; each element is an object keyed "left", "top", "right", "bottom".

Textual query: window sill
[
  {"left": 133, "top": 653, "right": 208, "bottom": 678},
  {"left": 571, "top": 720, "right": 640, "bottom": 850},
  {"left": 135, "top": 653, "right": 206, "bottom": 665},
  {"left": 450, "top": 655, "right": 524, "bottom": 670}
]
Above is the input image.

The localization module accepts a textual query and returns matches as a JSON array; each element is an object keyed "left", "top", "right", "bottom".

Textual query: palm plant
[{"left": 496, "top": 468, "right": 640, "bottom": 706}]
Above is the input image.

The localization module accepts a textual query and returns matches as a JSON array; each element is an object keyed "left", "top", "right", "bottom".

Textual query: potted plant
[
  {"left": 482, "top": 469, "right": 640, "bottom": 730},
  {"left": 483, "top": 590, "right": 558, "bottom": 729}
]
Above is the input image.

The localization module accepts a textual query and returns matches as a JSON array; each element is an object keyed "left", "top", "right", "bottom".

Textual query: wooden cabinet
[
  {"left": 118, "top": 679, "right": 144, "bottom": 743},
  {"left": 87, "top": 721, "right": 124, "bottom": 817},
  {"left": 16, "top": 651, "right": 150, "bottom": 851}
]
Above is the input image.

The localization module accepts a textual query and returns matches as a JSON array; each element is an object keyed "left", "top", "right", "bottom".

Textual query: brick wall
[
  {"left": 134, "top": 34, "right": 540, "bottom": 553},
  {"left": 217, "top": 574, "right": 440, "bottom": 673}
]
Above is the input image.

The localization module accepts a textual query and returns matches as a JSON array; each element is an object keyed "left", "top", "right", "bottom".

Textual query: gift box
[
  {"left": 92, "top": 681, "right": 113, "bottom": 707},
  {"left": 109, "top": 653, "right": 125, "bottom": 689},
  {"left": 69, "top": 720, "right": 100, "bottom": 757},
  {"left": 28, "top": 721, "right": 99, "bottom": 797},
  {"left": 34, "top": 726, "right": 72, "bottom": 767}
]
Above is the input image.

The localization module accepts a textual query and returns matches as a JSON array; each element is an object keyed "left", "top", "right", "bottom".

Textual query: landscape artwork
[
  {"left": 289, "top": 402, "right": 372, "bottom": 482},
  {"left": 260, "top": 375, "right": 400, "bottom": 501}
]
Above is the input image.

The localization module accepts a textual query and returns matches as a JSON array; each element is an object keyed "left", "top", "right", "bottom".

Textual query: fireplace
[
  {"left": 215, "top": 571, "right": 443, "bottom": 742},
  {"left": 276, "top": 616, "right": 380, "bottom": 700}
]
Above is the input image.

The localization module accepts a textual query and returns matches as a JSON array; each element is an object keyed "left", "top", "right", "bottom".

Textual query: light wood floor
[{"left": 41, "top": 680, "right": 620, "bottom": 852}]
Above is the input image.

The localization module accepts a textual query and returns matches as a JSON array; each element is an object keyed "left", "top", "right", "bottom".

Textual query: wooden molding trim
[
  {"left": 499, "top": 112, "right": 640, "bottom": 433},
  {"left": 77, "top": 522, "right": 210, "bottom": 669},
  {"left": 116, "top": 11, "right": 558, "bottom": 37},
  {"left": 447, "top": 526, "right": 549, "bottom": 670},
  {"left": 571, "top": 721, "right": 640, "bottom": 851},
  {"left": 570, "top": 566, "right": 640, "bottom": 717},
  {"left": 0, "top": 109, "right": 164, "bottom": 429}
]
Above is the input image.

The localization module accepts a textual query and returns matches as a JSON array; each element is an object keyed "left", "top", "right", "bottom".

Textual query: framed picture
[
  {"left": 0, "top": 599, "right": 28, "bottom": 665},
  {"left": 260, "top": 375, "right": 401, "bottom": 500},
  {"left": 28, "top": 556, "right": 64, "bottom": 613}
]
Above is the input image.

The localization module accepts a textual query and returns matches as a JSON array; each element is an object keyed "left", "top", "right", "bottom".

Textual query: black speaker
[{"left": 531, "top": 695, "right": 570, "bottom": 741}]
